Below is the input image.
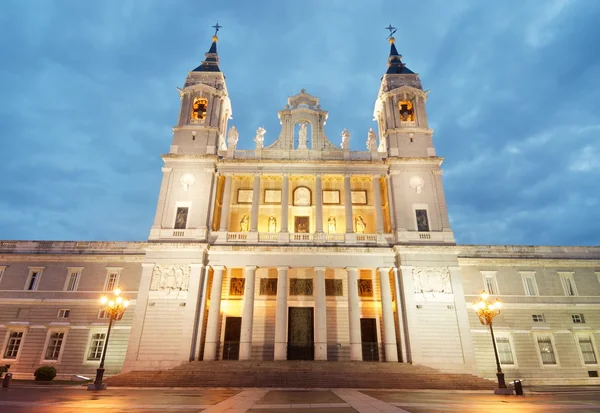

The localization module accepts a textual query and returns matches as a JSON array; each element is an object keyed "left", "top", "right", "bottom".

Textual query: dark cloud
[{"left": 0, "top": 0, "right": 598, "bottom": 246}]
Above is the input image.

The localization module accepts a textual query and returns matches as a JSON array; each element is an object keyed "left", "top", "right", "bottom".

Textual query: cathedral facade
[{"left": 0, "top": 34, "right": 599, "bottom": 385}]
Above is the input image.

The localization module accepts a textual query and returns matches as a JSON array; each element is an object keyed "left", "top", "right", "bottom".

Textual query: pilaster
[
  {"left": 314, "top": 266, "right": 327, "bottom": 360},
  {"left": 274, "top": 266, "right": 289, "bottom": 360},
  {"left": 239, "top": 265, "right": 257, "bottom": 360},
  {"left": 378, "top": 267, "right": 398, "bottom": 362},
  {"left": 204, "top": 265, "right": 225, "bottom": 361},
  {"left": 346, "top": 267, "right": 362, "bottom": 361},
  {"left": 218, "top": 175, "right": 232, "bottom": 232},
  {"left": 179, "top": 264, "right": 205, "bottom": 361}
]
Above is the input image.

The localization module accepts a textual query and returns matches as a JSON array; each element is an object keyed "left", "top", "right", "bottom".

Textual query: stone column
[
  {"left": 315, "top": 174, "right": 323, "bottom": 233},
  {"left": 250, "top": 173, "right": 261, "bottom": 232},
  {"left": 206, "top": 172, "right": 219, "bottom": 233},
  {"left": 385, "top": 174, "right": 396, "bottom": 233},
  {"left": 373, "top": 175, "right": 384, "bottom": 234},
  {"left": 314, "top": 267, "right": 327, "bottom": 360},
  {"left": 378, "top": 267, "right": 398, "bottom": 362},
  {"left": 344, "top": 174, "right": 353, "bottom": 233},
  {"left": 218, "top": 175, "right": 232, "bottom": 231},
  {"left": 398, "top": 265, "right": 420, "bottom": 363},
  {"left": 448, "top": 266, "right": 476, "bottom": 370},
  {"left": 239, "top": 265, "right": 257, "bottom": 360},
  {"left": 194, "top": 265, "right": 211, "bottom": 360},
  {"left": 179, "top": 264, "right": 205, "bottom": 361},
  {"left": 204, "top": 265, "right": 225, "bottom": 361},
  {"left": 122, "top": 262, "right": 155, "bottom": 372},
  {"left": 274, "top": 266, "right": 289, "bottom": 360},
  {"left": 280, "top": 174, "right": 289, "bottom": 233},
  {"left": 392, "top": 267, "right": 408, "bottom": 362},
  {"left": 346, "top": 267, "right": 362, "bottom": 361},
  {"left": 152, "top": 167, "right": 172, "bottom": 229}
]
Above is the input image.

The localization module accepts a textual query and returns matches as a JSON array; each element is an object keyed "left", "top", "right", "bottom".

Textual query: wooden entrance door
[
  {"left": 360, "top": 318, "right": 379, "bottom": 361},
  {"left": 287, "top": 307, "right": 314, "bottom": 360},
  {"left": 222, "top": 317, "right": 241, "bottom": 360}
]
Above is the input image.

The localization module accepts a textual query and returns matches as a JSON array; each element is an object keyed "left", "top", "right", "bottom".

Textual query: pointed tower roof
[
  {"left": 192, "top": 34, "right": 221, "bottom": 72},
  {"left": 386, "top": 36, "right": 414, "bottom": 75}
]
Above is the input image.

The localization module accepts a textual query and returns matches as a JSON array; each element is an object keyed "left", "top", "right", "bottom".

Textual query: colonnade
[
  {"left": 217, "top": 174, "right": 388, "bottom": 235},
  {"left": 202, "top": 266, "right": 400, "bottom": 362}
]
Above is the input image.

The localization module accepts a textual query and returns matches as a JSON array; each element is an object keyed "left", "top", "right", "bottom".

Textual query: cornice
[
  {"left": 208, "top": 245, "right": 395, "bottom": 255},
  {"left": 458, "top": 258, "right": 600, "bottom": 267}
]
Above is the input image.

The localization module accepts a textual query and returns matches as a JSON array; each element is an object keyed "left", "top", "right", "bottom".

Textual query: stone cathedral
[{"left": 0, "top": 32, "right": 599, "bottom": 385}]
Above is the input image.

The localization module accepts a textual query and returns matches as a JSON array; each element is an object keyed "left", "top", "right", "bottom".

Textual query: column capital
[
  {"left": 223, "top": 172, "right": 233, "bottom": 177},
  {"left": 161, "top": 167, "right": 173, "bottom": 173},
  {"left": 281, "top": 172, "right": 290, "bottom": 177},
  {"left": 314, "top": 266, "right": 326, "bottom": 272},
  {"left": 141, "top": 263, "right": 156, "bottom": 269},
  {"left": 377, "top": 267, "right": 391, "bottom": 274},
  {"left": 245, "top": 265, "right": 258, "bottom": 271},
  {"left": 315, "top": 173, "right": 322, "bottom": 178},
  {"left": 399, "top": 265, "right": 413, "bottom": 272},
  {"left": 345, "top": 266, "right": 358, "bottom": 272},
  {"left": 432, "top": 170, "right": 443, "bottom": 176},
  {"left": 344, "top": 173, "right": 352, "bottom": 179},
  {"left": 190, "top": 263, "right": 205, "bottom": 269},
  {"left": 254, "top": 172, "right": 262, "bottom": 177},
  {"left": 277, "top": 266, "right": 289, "bottom": 271},
  {"left": 211, "top": 265, "right": 226, "bottom": 272},
  {"left": 373, "top": 173, "right": 384, "bottom": 179}
]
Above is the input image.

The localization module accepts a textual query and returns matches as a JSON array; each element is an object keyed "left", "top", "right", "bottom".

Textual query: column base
[
  {"left": 314, "top": 342, "right": 327, "bottom": 360},
  {"left": 278, "top": 232, "right": 290, "bottom": 243},
  {"left": 239, "top": 343, "right": 252, "bottom": 360},
  {"left": 345, "top": 233, "right": 357, "bottom": 244},
  {"left": 204, "top": 342, "right": 218, "bottom": 361},
  {"left": 350, "top": 343, "right": 362, "bottom": 361},
  {"left": 274, "top": 343, "right": 287, "bottom": 360},
  {"left": 246, "top": 232, "right": 259, "bottom": 242},
  {"left": 384, "top": 343, "right": 399, "bottom": 362}
]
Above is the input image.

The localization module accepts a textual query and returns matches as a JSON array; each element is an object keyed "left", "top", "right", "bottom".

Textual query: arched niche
[
  {"left": 293, "top": 186, "right": 311, "bottom": 206},
  {"left": 293, "top": 120, "right": 312, "bottom": 149}
]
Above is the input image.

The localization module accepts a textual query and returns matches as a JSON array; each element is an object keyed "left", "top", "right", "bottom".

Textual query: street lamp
[
  {"left": 88, "top": 286, "right": 130, "bottom": 390},
  {"left": 472, "top": 291, "right": 506, "bottom": 390}
]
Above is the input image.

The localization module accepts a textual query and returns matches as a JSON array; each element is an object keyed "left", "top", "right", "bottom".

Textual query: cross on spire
[
  {"left": 212, "top": 22, "right": 222, "bottom": 36},
  {"left": 385, "top": 24, "right": 397, "bottom": 39}
]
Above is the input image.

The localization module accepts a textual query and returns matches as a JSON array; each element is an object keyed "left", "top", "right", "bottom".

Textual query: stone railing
[
  {"left": 154, "top": 228, "right": 205, "bottom": 240},
  {"left": 226, "top": 232, "right": 248, "bottom": 241},
  {"left": 258, "top": 233, "right": 279, "bottom": 242},
  {"left": 222, "top": 148, "right": 386, "bottom": 161},
  {"left": 291, "top": 233, "right": 314, "bottom": 242},
  {"left": 356, "top": 234, "right": 378, "bottom": 243},
  {"left": 325, "top": 234, "right": 345, "bottom": 242},
  {"left": 0, "top": 241, "right": 145, "bottom": 254}
]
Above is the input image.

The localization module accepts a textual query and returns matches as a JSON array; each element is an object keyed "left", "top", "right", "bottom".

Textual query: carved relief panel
[
  {"left": 259, "top": 278, "right": 278, "bottom": 296},
  {"left": 412, "top": 267, "right": 452, "bottom": 294},
  {"left": 150, "top": 265, "right": 191, "bottom": 291},
  {"left": 325, "top": 279, "right": 343, "bottom": 296},
  {"left": 358, "top": 279, "right": 373, "bottom": 297},
  {"left": 290, "top": 279, "right": 313, "bottom": 296},
  {"left": 229, "top": 278, "right": 245, "bottom": 296}
]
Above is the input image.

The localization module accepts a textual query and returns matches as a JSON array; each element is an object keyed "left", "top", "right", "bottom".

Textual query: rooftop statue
[
  {"left": 341, "top": 128, "right": 351, "bottom": 150},
  {"left": 254, "top": 126, "right": 266, "bottom": 149},
  {"left": 227, "top": 126, "right": 239, "bottom": 147},
  {"left": 366, "top": 128, "right": 377, "bottom": 152}
]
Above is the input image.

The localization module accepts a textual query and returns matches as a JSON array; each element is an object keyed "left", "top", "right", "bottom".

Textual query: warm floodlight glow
[
  {"left": 480, "top": 291, "right": 489, "bottom": 301},
  {"left": 113, "top": 287, "right": 121, "bottom": 296},
  {"left": 100, "top": 296, "right": 107, "bottom": 305},
  {"left": 124, "top": 300, "right": 130, "bottom": 308},
  {"left": 116, "top": 296, "right": 123, "bottom": 304}
]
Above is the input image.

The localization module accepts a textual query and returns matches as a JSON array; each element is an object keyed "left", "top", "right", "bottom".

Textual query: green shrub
[{"left": 34, "top": 365, "right": 57, "bottom": 381}]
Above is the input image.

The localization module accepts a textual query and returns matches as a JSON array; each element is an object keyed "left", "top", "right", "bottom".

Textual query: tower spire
[
  {"left": 384, "top": 25, "right": 414, "bottom": 75},
  {"left": 192, "top": 23, "right": 222, "bottom": 72}
]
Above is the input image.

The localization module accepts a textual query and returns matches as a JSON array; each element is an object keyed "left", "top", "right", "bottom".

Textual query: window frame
[
  {"left": 24, "top": 267, "right": 44, "bottom": 291},
  {"left": 104, "top": 267, "right": 122, "bottom": 292},
  {"left": 84, "top": 329, "right": 107, "bottom": 365},
  {"left": 1, "top": 327, "right": 28, "bottom": 363},
  {"left": 534, "top": 334, "right": 560, "bottom": 367},
  {"left": 57, "top": 309, "right": 70, "bottom": 319},
  {"left": 520, "top": 271, "right": 539, "bottom": 296},
  {"left": 481, "top": 271, "right": 499, "bottom": 295},
  {"left": 558, "top": 272, "right": 578, "bottom": 296},
  {"left": 412, "top": 203, "right": 430, "bottom": 232},
  {"left": 41, "top": 328, "right": 69, "bottom": 364},
  {"left": 495, "top": 333, "right": 518, "bottom": 368},
  {"left": 63, "top": 267, "right": 83, "bottom": 292},
  {"left": 173, "top": 202, "right": 192, "bottom": 230},
  {"left": 571, "top": 313, "right": 585, "bottom": 324},
  {"left": 575, "top": 333, "right": 599, "bottom": 366},
  {"left": 532, "top": 314, "right": 546, "bottom": 323}
]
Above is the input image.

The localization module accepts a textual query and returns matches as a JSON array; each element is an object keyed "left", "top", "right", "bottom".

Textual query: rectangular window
[
  {"left": 521, "top": 272, "right": 538, "bottom": 296},
  {"left": 3, "top": 331, "right": 24, "bottom": 359},
  {"left": 25, "top": 269, "right": 42, "bottom": 291},
  {"left": 572, "top": 314, "right": 585, "bottom": 324},
  {"left": 105, "top": 272, "right": 119, "bottom": 291},
  {"left": 537, "top": 336, "right": 557, "bottom": 365},
  {"left": 57, "top": 309, "right": 70, "bottom": 319},
  {"left": 65, "top": 271, "right": 80, "bottom": 291},
  {"left": 496, "top": 337, "right": 515, "bottom": 365},
  {"left": 98, "top": 310, "right": 109, "bottom": 319},
  {"left": 559, "top": 273, "right": 577, "bottom": 296},
  {"left": 532, "top": 314, "right": 545, "bottom": 323},
  {"left": 415, "top": 209, "right": 430, "bottom": 232},
  {"left": 482, "top": 272, "right": 498, "bottom": 295},
  {"left": 44, "top": 332, "right": 64, "bottom": 361},
  {"left": 578, "top": 336, "right": 597, "bottom": 364},
  {"left": 174, "top": 207, "right": 189, "bottom": 229},
  {"left": 87, "top": 333, "right": 106, "bottom": 361}
]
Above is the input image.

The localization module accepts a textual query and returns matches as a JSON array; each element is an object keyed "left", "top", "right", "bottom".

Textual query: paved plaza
[{"left": 1, "top": 385, "right": 600, "bottom": 412}]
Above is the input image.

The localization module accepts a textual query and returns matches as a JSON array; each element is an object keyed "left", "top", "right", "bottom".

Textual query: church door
[
  {"left": 287, "top": 307, "right": 314, "bottom": 360},
  {"left": 360, "top": 318, "right": 379, "bottom": 361},
  {"left": 222, "top": 317, "right": 241, "bottom": 360}
]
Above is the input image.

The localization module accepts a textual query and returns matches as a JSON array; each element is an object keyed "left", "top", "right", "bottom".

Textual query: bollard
[
  {"left": 514, "top": 379, "right": 523, "bottom": 396},
  {"left": 2, "top": 373, "right": 12, "bottom": 388}
]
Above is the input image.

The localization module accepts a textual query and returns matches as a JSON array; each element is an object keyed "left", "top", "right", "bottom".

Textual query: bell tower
[
  {"left": 170, "top": 29, "right": 232, "bottom": 155},
  {"left": 148, "top": 27, "right": 231, "bottom": 241},
  {"left": 375, "top": 32, "right": 455, "bottom": 244}
]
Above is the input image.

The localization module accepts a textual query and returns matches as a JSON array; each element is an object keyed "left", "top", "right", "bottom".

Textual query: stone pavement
[{"left": 1, "top": 385, "right": 600, "bottom": 412}]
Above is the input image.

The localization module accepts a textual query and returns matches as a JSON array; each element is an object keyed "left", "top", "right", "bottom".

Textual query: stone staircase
[{"left": 106, "top": 361, "right": 495, "bottom": 390}]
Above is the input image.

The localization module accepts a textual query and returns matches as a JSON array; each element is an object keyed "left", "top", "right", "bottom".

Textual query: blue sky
[{"left": 1, "top": 0, "right": 599, "bottom": 246}]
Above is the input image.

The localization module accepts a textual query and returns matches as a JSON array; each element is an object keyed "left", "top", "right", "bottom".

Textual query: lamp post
[
  {"left": 88, "top": 286, "right": 130, "bottom": 390},
  {"left": 472, "top": 291, "right": 506, "bottom": 390}
]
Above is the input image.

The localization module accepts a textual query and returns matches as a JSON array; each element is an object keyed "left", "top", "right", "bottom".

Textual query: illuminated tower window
[
  {"left": 191, "top": 97, "right": 208, "bottom": 120},
  {"left": 398, "top": 100, "right": 415, "bottom": 122}
]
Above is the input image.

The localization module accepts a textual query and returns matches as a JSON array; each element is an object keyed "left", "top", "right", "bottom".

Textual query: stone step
[{"left": 106, "top": 361, "right": 494, "bottom": 390}]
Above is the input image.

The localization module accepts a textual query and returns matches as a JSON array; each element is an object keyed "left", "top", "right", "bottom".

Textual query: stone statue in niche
[
  {"left": 366, "top": 128, "right": 377, "bottom": 152},
  {"left": 268, "top": 216, "right": 277, "bottom": 233},
  {"left": 218, "top": 134, "right": 227, "bottom": 151},
  {"left": 412, "top": 267, "right": 452, "bottom": 294},
  {"left": 355, "top": 216, "right": 366, "bottom": 234},
  {"left": 191, "top": 97, "right": 207, "bottom": 120},
  {"left": 290, "top": 278, "right": 313, "bottom": 296},
  {"left": 239, "top": 214, "right": 250, "bottom": 232},
  {"left": 298, "top": 122, "right": 308, "bottom": 149},
  {"left": 227, "top": 126, "right": 239, "bottom": 148},
  {"left": 293, "top": 187, "right": 311, "bottom": 206},
  {"left": 341, "top": 128, "right": 351, "bottom": 149},
  {"left": 260, "top": 278, "right": 277, "bottom": 295},
  {"left": 174, "top": 207, "right": 188, "bottom": 229},
  {"left": 254, "top": 126, "right": 266, "bottom": 149},
  {"left": 399, "top": 100, "right": 415, "bottom": 122},
  {"left": 415, "top": 209, "right": 429, "bottom": 232},
  {"left": 358, "top": 279, "right": 373, "bottom": 297},
  {"left": 328, "top": 216, "right": 336, "bottom": 233},
  {"left": 229, "top": 277, "right": 245, "bottom": 296},
  {"left": 325, "top": 279, "right": 343, "bottom": 296},
  {"left": 150, "top": 264, "right": 191, "bottom": 292}
]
